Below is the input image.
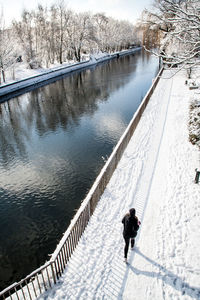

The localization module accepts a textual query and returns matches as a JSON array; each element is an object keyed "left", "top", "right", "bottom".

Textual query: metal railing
[
  {"left": 0, "top": 203, "right": 91, "bottom": 300},
  {"left": 0, "top": 65, "right": 163, "bottom": 300}
]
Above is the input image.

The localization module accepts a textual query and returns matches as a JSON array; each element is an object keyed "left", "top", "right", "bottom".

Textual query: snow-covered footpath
[{"left": 39, "top": 69, "right": 200, "bottom": 300}]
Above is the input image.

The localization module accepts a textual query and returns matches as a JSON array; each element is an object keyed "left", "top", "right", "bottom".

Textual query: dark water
[{"left": 0, "top": 50, "right": 158, "bottom": 290}]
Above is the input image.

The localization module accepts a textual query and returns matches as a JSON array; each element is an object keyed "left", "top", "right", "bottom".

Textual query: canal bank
[{"left": 0, "top": 48, "right": 140, "bottom": 101}]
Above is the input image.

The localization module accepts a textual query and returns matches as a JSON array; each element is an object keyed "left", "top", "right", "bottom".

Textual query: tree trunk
[{"left": 2, "top": 69, "right": 5, "bottom": 83}]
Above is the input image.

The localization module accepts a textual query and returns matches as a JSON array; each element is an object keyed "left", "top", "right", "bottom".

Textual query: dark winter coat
[{"left": 122, "top": 213, "right": 140, "bottom": 239}]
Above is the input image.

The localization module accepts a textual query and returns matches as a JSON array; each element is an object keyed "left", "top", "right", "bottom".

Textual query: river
[{"left": 0, "top": 50, "right": 158, "bottom": 290}]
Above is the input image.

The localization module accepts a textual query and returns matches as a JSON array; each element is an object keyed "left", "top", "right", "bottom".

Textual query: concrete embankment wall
[{"left": 0, "top": 48, "right": 140, "bottom": 101}]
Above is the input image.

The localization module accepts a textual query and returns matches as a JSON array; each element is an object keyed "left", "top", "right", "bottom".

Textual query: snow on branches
[{"left": 141, "top": 0, "right": 200, "bottom": 73}]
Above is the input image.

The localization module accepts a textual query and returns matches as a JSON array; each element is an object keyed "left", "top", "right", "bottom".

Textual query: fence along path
[{"left": 0, "top": 67, "right": 163, "bottom": 300}]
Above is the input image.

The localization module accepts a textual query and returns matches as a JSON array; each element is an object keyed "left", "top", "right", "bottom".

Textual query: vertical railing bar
[
  {"left": 54, "top": 258, "right": 60, "bottom": 279},
  {"left": 24, "top": 280, "right": 32, "bottom": 300},
  {"left": 83, "top": 207, "right": 88, "bottom": 229},
  {"left": 68, "top": 234, "right": 72, "bottom": 258},
  {"left": 57, "top": 253, "right": 62, "bottom": 274},
  {"left": 61, "top": 247, "right": 66, "bottom": 268},
  {"left": 61, "top": 248, "right": 66, "bottom": 269},
  {"left": 81, "top": 208, "right": 86, "bottom": 233},
  {"left": 71, "top": 227, "right": 76, "bottom": 251},
  {"left": 86, "top": 203, "right": 90, "bottom": 223},
  {"left": 82, "top": 209, "right": 87, "bottom": 233},
  {"left": 8, "top": 291, "right": 13, "bottom": 300},
  {"left": 87, "top": 202, "right": 90, "bottom": 222},
  {"left": 36, "top": 273, "right": 42, "bottom": 294},
  {"left": 41, "top": 270, "right": 47, "bottom": 291},
  {"left": 79, "top": 212, "right": 84, "bottom": 237},
  {"left": 62, "top": 242, "right": 67, "bottom": 265},
  {"left": 19, "top": 284, "right": 26, "bottom": 300},
  {"left": 78, "top": 214, "right": 82, "bottom": 238},
  {"left": 50, "top": 262, "right": 57, "bottom": 284},
  {"left": 76, "top": 220, "right": 80, "bottom": 244},
  {"left": 65, "top": 238, "right": 71, "bottom": 260},
  {"left": 77, "top": 215, "right": 81, "bottom": 239},
  {"left": 80, "top": 212, "right": 85, "bottom": 235},
  {"left": 31, "top": 278, "right": 37, "bottom": 298},
  {"left": 63, "top": 241, "right": 68, "bottom": 263},
  {"left": 46, "top": 267, "right": 52, "bottom": 288},
  {"left": 74, "top": 222, "right": 78, "bottom": 246},
  {"left": 64, "top": 242, "right": 69, "bottom": 262},
  {"left": 14, "top": 287, "right": 20, "bottom": 300},
  {"left": 76, "top": 219, "right": 80, "bottom": 244},
  {"left": 59, "top": 252, "right": 64, "bottom": 273},
  {"left": 70, "top": 230, "right": 74, "bottom": 253},
  {"left": 73, "top": 223, "right": 78, "bottom": 247},
  {"left": 70, "top": 231, "right": 75, "bottom": 254},
  {"left": 56, "top": 256, "right": 62, "bottom": 277},
  {"left": 58, "top": 252, "right": 64, "bottom": 273},
  {"left": 77, "top": 216, "right": 81, "bottom": 241},
  {"left": 88, "top": 200, "right": 90, "bottom": 220}
]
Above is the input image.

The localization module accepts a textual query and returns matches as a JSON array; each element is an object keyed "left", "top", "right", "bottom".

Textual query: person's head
[{"left": 129, "top": 208, "right": 135, "bottom": 216}]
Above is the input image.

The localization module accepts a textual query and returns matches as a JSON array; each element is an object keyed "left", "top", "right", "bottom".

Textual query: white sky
[{"left": 1, "top": 0, "right": 153, "bottom": 26}]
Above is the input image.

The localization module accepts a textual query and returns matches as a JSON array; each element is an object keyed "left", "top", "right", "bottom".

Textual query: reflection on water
[{"left": 0, "top": 50, "right": 158, "bottom": 290}]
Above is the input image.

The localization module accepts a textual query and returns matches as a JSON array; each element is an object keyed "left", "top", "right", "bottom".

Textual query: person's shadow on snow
[{"left": 129, "top": 248, "right": 200, "bottom": 299}]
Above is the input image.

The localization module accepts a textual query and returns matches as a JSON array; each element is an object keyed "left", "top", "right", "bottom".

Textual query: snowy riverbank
[
  {"left": 39, "top": 68, "right": 200, "bottom": 299},
  {"left": 0, "top": 49, "right": 140, "bottom": 100}
]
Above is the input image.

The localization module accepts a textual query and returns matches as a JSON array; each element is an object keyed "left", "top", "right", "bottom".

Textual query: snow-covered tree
[
  {"left": 8, "top": 1, "right": 138, "bottom": 69},
  {"left": 141, "top": 0, "right": 200, "bottom": 71},
  {"left": 0, "top": 9, "right": 17, "bottom": 83},
  {"left": 13, "top": 9, "right": 40, "bottom": 68},
  {"left": 66, "top": 12, "right": 92, "bottom": 62}
]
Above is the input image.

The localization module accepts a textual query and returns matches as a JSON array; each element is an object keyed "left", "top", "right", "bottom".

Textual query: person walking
[{"left": 122, "top": 208, "right": 140, "bottom": 263}]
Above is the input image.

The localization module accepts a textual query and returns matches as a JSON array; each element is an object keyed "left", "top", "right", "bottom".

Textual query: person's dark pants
[{"left": 123, "top": 236, "right": 135, "bottom": 258}]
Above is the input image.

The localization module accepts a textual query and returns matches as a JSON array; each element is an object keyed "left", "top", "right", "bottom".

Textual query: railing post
[{"left": 50, "top": 262, "right": 57, "bottom": 285}]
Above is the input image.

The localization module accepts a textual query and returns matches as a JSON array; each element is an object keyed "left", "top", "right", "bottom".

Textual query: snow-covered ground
[{"left": 38, "top": 69, "right": 200, "bottom": 300}]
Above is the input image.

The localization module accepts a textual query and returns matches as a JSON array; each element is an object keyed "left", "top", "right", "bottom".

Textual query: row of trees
[
  {"left": 139, "top": 0, "right": 200, "bottom": 72},
  {"left": 0, "top": 1, "right": 140, "bottom": 83}
]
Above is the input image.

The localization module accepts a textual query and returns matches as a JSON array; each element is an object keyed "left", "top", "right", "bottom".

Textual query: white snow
[{"left": 38, "top": 69, "right": 200, "bottom": 300}]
